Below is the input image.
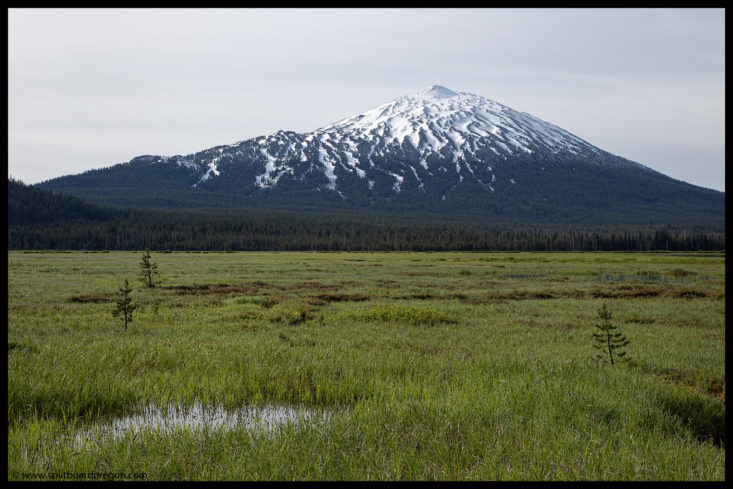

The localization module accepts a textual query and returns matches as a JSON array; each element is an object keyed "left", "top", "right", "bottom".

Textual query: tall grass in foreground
[{"left": 7, "top": 251, "right": 725, "bottom": 480}]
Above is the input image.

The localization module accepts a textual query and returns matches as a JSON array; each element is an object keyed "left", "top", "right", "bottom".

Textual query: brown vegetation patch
[
  {"left": 703, "top": 376, "right": 726, "bottom": 401},
  {"left": 394, "top": 292, "right": 495, "bottom": 303},
  {"left": 659, "top": 369, "right": 725, "bottom": 402},
  {"left": 452, "top": 295, "right": 494, "bottom": 305},
  {"left": 409, "top": 285, "right": 711, "bottom": 302},
  {"left": 166, "top": 282, "right": 286, "bottom": 295},
  {"left": 505, "top": 290, "right": 557, "bottom": 300},
  {"left": 67, "top": 293, "right": 113, "bottom": 303},
  {"left": 589, "top": 286, "right": 660, "bottom": 299},
  {"left": 626, "top": 317, "right": 656, "bottom": 324},
  {"left": 396, "top": 292, "right": 436, "bottom": 300},
  {"left": 562, "top": 322, "right": 585, "bottom": 330},
  {"left": 665, "top": 268, "right": 698, "bottom": 278},
  {"left": 375, "top": 280, "right": 401, "bottom": 288},
  {"left": 516, "top": 319, "right": 553, "bottom": 328},
  {"left": 165, "top": 284, "right": 203, "bottom": 293},
  {"left": 288, "top": 281, "right": 341, "bottom": 292},
  {"left": 702, "top": 333, "right": 725, "bottom": 340},
  {"left": 168, "top": 280, "right": 353, "bottom": 296},
  {"left": 315, "top": 293, "right": 371, "bottom": 303},
  {"left": 666, "top": 288, "right": 707, "bottom": 299},
  {"left": 588, "top": 287, "right": 619, "bottom": 299},
  {"left": 448, "top": 289, "right": 580, "bottom": 302},
  {"left": 191, "top": 284, "right": 257, "bottom": 295},
  {"left": 587, "top": 284, "right": 709, "bottom": 300},
  {"left": 454, "top": 284, "right": 713, "bottom": 301},
  {"left": 249, "top": 280, "right": 287, "bottom": 290},
  {"left": 617, "top": 286, "right": 661, "bottom": 298},
  {"left": 563, "top": 289, "right": 586, "bottom": 299}
]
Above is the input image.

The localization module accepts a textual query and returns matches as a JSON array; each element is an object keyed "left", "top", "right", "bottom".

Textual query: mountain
[
  {"left": 36, "top": 85, "right": 724, "bottom": 227},
  {"left": 8, "top": 177, "right": 121, "bottom": 225}
]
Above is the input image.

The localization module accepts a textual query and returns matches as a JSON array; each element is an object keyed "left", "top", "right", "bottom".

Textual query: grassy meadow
[{"left": 7, "top": 250, "right": 725, "bottom": 480}]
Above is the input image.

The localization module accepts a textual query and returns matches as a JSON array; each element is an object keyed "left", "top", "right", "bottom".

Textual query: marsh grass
[{"left": 7, "top": 251, "right": 725, "bottom": 480}]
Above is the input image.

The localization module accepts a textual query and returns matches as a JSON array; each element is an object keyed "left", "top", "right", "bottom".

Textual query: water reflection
[{"left": 74, "top": 402, "right": 326, "bottom": 448}]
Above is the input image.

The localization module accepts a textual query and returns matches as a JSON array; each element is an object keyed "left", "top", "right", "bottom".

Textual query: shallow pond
[{"left": 74, "top": 402, "right": 327, "bottom": 448}]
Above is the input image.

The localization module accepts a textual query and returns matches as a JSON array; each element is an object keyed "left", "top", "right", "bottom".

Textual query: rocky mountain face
[{"left": 37, "top": 85, "right": 724, "bottom": 226}]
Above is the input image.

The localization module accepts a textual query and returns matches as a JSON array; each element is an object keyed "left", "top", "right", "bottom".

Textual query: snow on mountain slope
[
  {"left": 318, "top": 84, "right": 599, "bottom": 159},
  {"left": 148, "top": 85, "right": 649, "bottom": 194}
]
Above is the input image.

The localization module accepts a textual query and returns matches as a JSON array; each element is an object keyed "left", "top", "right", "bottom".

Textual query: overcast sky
[{"left": 8, "top": 8, "right": 725, "bottom": 191}]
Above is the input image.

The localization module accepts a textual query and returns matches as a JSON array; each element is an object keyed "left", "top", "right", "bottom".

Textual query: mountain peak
[
  {"left": 418, "top": 85, "right": 458, "bottom": 99},
  {"left": 36, "top": 85, "right": 724, "bottom": 226},
  {"left": 318, "top": 84, "right": 604, "bottom": 170}
]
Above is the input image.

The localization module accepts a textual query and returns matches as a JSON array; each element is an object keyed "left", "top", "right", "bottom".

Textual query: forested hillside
[{"left": 8, "top": 179, "right": 724, "bottom": 252}]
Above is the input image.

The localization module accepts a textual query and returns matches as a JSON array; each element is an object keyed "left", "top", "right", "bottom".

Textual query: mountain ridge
[{"left": 36, "top": 85, "right": 724, "bottom": 226}]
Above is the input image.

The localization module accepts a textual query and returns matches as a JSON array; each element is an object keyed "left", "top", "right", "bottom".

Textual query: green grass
[{"left": 7, "top": 251, "right": 725, "bottom": 480}]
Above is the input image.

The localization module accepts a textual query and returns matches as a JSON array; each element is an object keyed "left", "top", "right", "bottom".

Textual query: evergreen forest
[{"left": 8, "top": 178, "right": 725, "bottom": 252}]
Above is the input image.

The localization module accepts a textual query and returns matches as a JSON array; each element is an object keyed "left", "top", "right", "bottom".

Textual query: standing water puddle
[{"left": 74, "top": 402, "right": 327, "bottom": 449}]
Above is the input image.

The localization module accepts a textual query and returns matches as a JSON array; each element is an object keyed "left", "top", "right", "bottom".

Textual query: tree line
[
  {"left": 8, "top": 214, "right": 724, "bottom": 252},
  {"left": 8, "top": 178, "right": 725, "bottom": 252}
]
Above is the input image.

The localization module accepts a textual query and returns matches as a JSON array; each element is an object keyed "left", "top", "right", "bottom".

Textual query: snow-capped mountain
[
  {"left": 38, "top": 85, "right": 723, "bottom": 224},
  {"left": 315, "top": 84, "right": 602, "bottom": 170},
  {"left": 160, "top": 84, "right": 643, "bottom": 194}
]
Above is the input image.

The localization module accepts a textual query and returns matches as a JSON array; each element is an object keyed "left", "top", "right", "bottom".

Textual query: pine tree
[
  {"left": 592, "top": 303, "right": 630, "bottom": 366},
  {"left": 138, "top": 249, "right": 158, "bottom": 288},
  {"left": 112, "top": 279, "right": 136, "bottom": 331}
]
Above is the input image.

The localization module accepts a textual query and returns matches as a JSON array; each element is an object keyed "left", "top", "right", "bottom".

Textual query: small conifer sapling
[
  {"left": 592, "top": 302, "right": 630, "bottom": 366},
  {"left": 138, "top": 249, "right": 158, "bottom": 288},
  {"left": 112, "top": 279, "right": 136, "bottom": 331}
]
